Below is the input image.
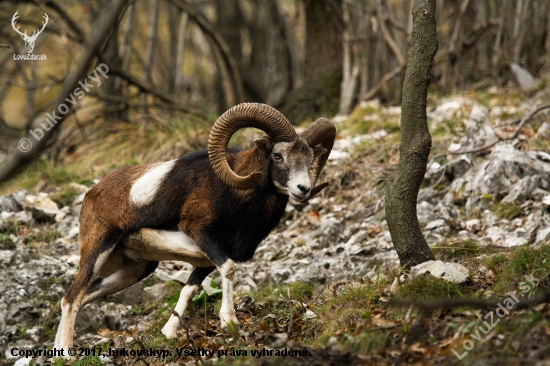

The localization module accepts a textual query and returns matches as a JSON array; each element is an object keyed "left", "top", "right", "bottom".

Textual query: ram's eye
[{"left": 273, "top": 153, "right": 283, "bottom": 161}]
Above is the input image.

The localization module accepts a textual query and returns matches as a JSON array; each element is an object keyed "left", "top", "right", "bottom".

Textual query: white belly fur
[{"left": 121, "top": 228, "right": 213, "bottom": 267}]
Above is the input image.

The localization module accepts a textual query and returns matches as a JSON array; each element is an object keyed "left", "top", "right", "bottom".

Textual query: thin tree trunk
[
  {"left": 167, "top": 4, "right": 180, "bottom": 95},
  {"left": 385, "top": 0, "right": 437, "bottom": 268},
  {"left": 492, "top": 0, "right": 505, "bottom": 79},
  {"left": 476, "top": 1, "right": 489, "bottom": 73},
  {"left": 140, "top": 0, "right": 160, "bottom": 116},
  {"left": 340, "top": 0, "right": 359, "bottom": 115},
  {"left": 102, "top": 0, "right": 127, "bottom": 121},
  {"left": 175, "top": 11, "right": 189, "bottom": 95},
  {"left": 168, "top": 0, "right": 244, "bottom": 109},
  {"left": 546, "top": 0, "right": 550, "bottom": 54}
]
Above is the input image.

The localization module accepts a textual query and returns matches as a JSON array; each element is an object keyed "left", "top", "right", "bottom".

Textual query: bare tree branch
[
  {"left": 167, "top": 0, "right": 245, "bottom": 107},
  {"left": 0, "top": 0, "right": 130, "bottom": 185},
  {"left": 390, "top": 292, "right": 550, "bottom": 312},
  {"left": 106, "top": 66, "right": 201, "bottom": 116},
  {"left": 376, "top": 0, "right": 406, "bottom": 66}
]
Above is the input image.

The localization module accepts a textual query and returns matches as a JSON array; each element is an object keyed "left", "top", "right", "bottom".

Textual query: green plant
[
  {"left": 50, "top": 185, "right": 81, "bottom": 207},
  {"left": 397, "top": 275, "right": 463, "bottom": 301},
  {"left": 495, "top": 202, "right": 523, "bottom": 220}
]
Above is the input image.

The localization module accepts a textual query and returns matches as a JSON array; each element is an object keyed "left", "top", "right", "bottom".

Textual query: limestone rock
[
  {"left": 510, "top": 62, "right": 539, "bottom": 91},
  {"left": 459, "top": 105, "right": 498, "bottom": 151},
  {"left": 411, "top": 260, "right": 469, "bottom": 284},
  {"left": 23, "top": 194, "right": 60, "bottom": 222}
]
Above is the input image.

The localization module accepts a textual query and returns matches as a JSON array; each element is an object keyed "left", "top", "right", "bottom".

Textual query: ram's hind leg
[
  {"left": 82, "top": 256, "right": 159, "bottom": 305},
  {"left": 161, "top": 266, "right": 215, "bottom": 338},
  {"left": 54, "top": 225, "right": 121, "bottom": 353}
]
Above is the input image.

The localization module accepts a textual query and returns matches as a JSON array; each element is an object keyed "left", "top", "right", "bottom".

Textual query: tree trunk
[
  {"left": 102, "top": 2, "right": 128, "bottom": 122},
  {"left": 385, "top": 0, "right": 437, "bottom": 268},
  {"left": 216, "top": 0, "right": 242, "bottom": 112},
  {"left": 140, "top": 0, "right": 160, "bottom": 118},
  {"left": 175, "top": 11, "right": 189, "bottom": 95},
  {"left": 280, "top": 0, "right": 342, "bottom": 124}
]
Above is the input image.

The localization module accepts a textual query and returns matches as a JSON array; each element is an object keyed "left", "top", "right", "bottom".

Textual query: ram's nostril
[{"left": 297, "top": 184, "right": 310, "bottom": 194}]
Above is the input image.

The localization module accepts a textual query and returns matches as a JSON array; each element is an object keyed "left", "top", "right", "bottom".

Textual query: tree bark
[
  {"left": 385, "top": 0, "right": 437, "bottom": 268},
  {"left": 102, "top": 0, "right": 128, "bottom": 121},
  {"left": 279, "top": 0, "right": 342, "bottom": 124}
]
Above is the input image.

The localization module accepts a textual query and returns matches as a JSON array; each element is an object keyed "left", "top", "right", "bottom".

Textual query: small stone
[
  {"left": 459, "top": 105, "right": 498, "bottom": 151},
  {"left": 389, "top": 277, "right": 399, "bottom": 294},
  {"left": 510, "top": 62, "right": 539, "bottom": 91},
  {"left": 536, "top": 227, "right": 550, "bottom": 243},
  {"left": 463, "top": 219, "right": 481, "bottom": 232},
  {"left": 236, "top": 295, "right": 256, "bottom": 313},
  {"left": 425, "top": 219, "right": 445, "bottom": 230},
  {"left": 346, "top": 230, "right": 367, "bottom": 246},
  {"left": 23, "top": 195, "right": 60, "bottom": 222},
  {"left": 328, "top": 150, "right": 350, "bottom": 161},
  {"left": 13, "top": 357, "right": 32, "bottom": 366}
]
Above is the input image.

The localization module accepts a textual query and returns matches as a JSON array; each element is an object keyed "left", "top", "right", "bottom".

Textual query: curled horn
[
  {"left": 300, "top": 118, "right": 336, "bottom": 201},
  {"left": 208, "top": 103, "right": 297, "bottom": 190}
]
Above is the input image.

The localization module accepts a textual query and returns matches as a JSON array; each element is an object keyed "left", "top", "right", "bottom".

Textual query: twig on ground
[
  {"left": 168, "top": 306, "right": 206, "bottom": 366},
  {"left": 125, "top": 327, "right": 150, "bottom": 366},
  {"left": 432, "top": 103, "right": 550, "bottom": 160},
  {"left": 185, "top": 319, "right": 206, "bottom": 365},
  {"left": 389, "top": 292, "right": 550, "bottom": 311},
  {"left": 286, "top": 287, "right": 294, "bottom": 340}
]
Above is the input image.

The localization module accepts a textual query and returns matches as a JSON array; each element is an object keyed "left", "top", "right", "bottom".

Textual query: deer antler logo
[{"left": 11, "top": 11, "right": 48, "bottom": 54}]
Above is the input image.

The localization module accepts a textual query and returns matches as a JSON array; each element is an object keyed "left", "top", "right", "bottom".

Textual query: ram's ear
[
  {"left": 254, "top": 138, "right": 273, "bottom": 156},
  {"left": 313, "top": 146, "right": 327, "bottom": 158}
]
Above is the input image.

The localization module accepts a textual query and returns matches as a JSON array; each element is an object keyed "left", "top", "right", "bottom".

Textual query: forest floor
[{"left": 2, "top": 81, "right": 550, "bottom": 366}]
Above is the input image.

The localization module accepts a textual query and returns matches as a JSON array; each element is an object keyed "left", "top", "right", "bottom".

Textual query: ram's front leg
[
  {"left": 218, "top": 259, "right": 239, "bottom": 330},
  {"left": 193, "top": 235, "right": 239, "bottom": 330},
  {"left": 161, "top": 266, "right": 215, "bottom": 338}
]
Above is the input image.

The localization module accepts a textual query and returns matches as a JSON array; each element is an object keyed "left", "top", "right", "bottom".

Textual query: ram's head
[{"left": 208, "top": 103, "right": 336, "bottom": 204}]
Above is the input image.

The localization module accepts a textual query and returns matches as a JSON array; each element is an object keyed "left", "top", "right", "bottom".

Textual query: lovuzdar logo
[{"left": 11, "top": 10, "right": 48, "bottom": 60}]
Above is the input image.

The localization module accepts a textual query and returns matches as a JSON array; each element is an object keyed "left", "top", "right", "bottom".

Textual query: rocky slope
[{"left": 1, "top": 89, "right": 550, "bottom": 364}]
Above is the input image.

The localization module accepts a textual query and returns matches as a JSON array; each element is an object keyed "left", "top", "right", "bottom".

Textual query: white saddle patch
[{"left": 130, "top": 160, "right": 176, "bottom": 207}]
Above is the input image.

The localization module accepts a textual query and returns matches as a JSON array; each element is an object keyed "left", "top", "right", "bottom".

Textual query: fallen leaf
[
  {"left": 410, "top": 342, "right": 427, "bottom": 354},
  {"left": 521, "top": 128, "right": 535, "bottom": 137},
  {"left": 438, "top": 337, "right": 454, "bottom": 348},
  {"left": 259, "top": 321, "right": 271, "bottom": 332},
  {"left": 372, "top": 318, "right": 395, "bottom": 327}
]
